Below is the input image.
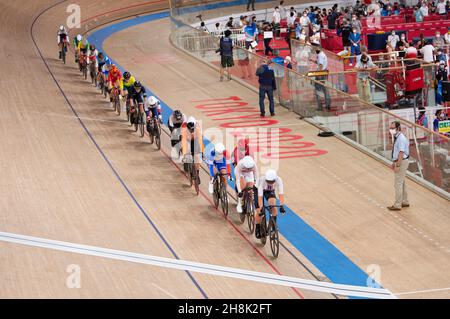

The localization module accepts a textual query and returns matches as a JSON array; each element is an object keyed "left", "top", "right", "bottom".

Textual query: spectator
[
  {"left": 356, "top": 45, "right": 373, "bottom": 64},
  {"left": 417, "top": 107, "right": 429, "bottom": 128},
  {"left": 420, "top": 41, "right": 435, "bottom": 63},
  {"left": 433, "top": 31, "right": 445, "bottom": 48},
  {"left": 286, "top": 11, "right": 296, "bottom": 28},
  {"left": 436, "top": 47, "right": 448, "bottom": 63},
  {"left": 327, "top": 9, "right": 338, "bottom": 30},
  {"left": 212, "top": 22, "right": 223, "bottom": 36},
  {"left": 247, "top": 0, "right": 255, "bottom": 11},
  {"left": 198, "top": 21, "right": 208, "bottom": 32},
  {"left": 351, "top": 14, "right": 362, "bottom": 34},
  {"left": 296, "top": 23, "right": 308, "bottom": 42},
  {"left": 420, "top": 1, "right": 429, "bottom": 17},
  {"left": 414, "top": 6, "right": 424, "bottom": 22},
  {"left": 387, "top": 30, "right": 400, "bottom": 50},
  {"left": 295, "top": 42, "right": 310, "bottom": 74},
  {"left": 237, "top": 48, "right": 252, "bottom": 79},
  {"left": 433, "top": 110, "right": 447, "bottom": 131},
  {"left": 314, "top": 46, "right": 331, "bottom": 111},
  {"left": 289, "top": 7, "right": 298, "bottom": 18},
  {"left": 310, "top": 26, "right": 321, "bottom": 46},
  {"left": 405, "top": 42, "right": 418, "bottom": 58},
  {"left": 285, "top": 56, "right": 293, "bottom": 69},
  {"left": 279, "top": 1, "right": 286, "bottom": 19},
  {"left": 262, "top": 23, "right": 274, "bottom": 56},
  {"left": 349, "top": 27, "right": 361, "bottom": 66},
  {"left": 355, "top": 54, "right": 377, "bottom": 102},
  {"left": 299, "top": 11, "right": 311, "bottom": 33},
  {"left": 341, "top": 19, "right": 352, "bottom": 57},
  {"left": 272, "top": 6, "right": 282, "bottom": 37},
  {"left": 226, "top": 17, "right": 234, "bottom": 29},
  {"left": 387, "top": 121, "right": 410, "bottom": 211},
  {"left": 217, "top": 30, "right": 234, "bottom": 81},
  {"left": 244, "top": 20, "right": 257, "bottom": 50},
  {"left": 238, "top": 15, "right": 246, "bottom": 29},
  {"left": 445, "top": 30, "right": 450, "bottom": 44},
  {"left": 435, "top": 61, "right": 448, "bottom": 105},
  {"left": 417, "top": 33, "right": 426, "bottom": 50},
  {"left": 256, "top": 60, "right": 277, "bottom": 117},
  {"left": 368, "top": 0, "right": 381, "bottom": 17},
  {"left": 437, "top": 0, "right": 447, "bottom": 14}
]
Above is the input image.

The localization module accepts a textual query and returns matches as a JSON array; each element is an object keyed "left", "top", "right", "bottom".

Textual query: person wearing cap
[
  {"left": 256, "top": 59, "right": 277, "bottom": 117},
  {"left": 355, "top": 54, "right": 377, "bottom": 102},
  {"left": 387, "top": 121, "right": 410, "bottom": 211}
]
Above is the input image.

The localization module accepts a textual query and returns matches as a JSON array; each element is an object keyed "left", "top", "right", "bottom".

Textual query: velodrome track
[{"left": 0, "top": 0, "right": 449, "bottom": 299}]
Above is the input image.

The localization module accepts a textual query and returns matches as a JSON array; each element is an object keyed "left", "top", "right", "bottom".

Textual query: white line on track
[
  {"left": 0, "top": 231, "right": 395, "bottom": 299},
  {"left": 394, "top": 287, "right": 450, "bottom": 296}
]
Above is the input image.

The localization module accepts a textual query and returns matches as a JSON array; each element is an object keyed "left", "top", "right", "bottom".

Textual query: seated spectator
[
  {"left": 433, "top": 31, "right": 445, "bottom": 49},
  {"left": 417, "top": 107, "right": 429, "bottom": 128}
]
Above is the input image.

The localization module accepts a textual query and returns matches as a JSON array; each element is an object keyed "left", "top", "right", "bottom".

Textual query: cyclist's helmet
[
  {"left": 215, "top": 143, "right": 225, "bottom": 155},
  {"left": 123, "top": 71, "right": 131, "bottom": 80},
  {"left": 265, "top": 169, "right": 277, "bottom": 183},
  {"left": 77, "top": 34, "right": 82, "bottom": 41},
  {"left": 148, "top": 96, "right": 158, "bottom": 106},
  {"left": 89, "top": 44, "right": 95, "bottom": 51},
  {"left": 241, "top": 156, "right": 255, "bottom": 170},
  {"left": 59, "top": 25, "right": 65, "bottom": 31},
  {"left": 187, "top": 117, "right": 196, "bottom": 132},
  {"left": 98, "top": 52, "right": 104, "bottom": 59},
  {"left": 134, "top": 81, "right": 142, "bottom": 92},
  {"left": 174, "top": 110, "right": 183, "bottom": 121}
]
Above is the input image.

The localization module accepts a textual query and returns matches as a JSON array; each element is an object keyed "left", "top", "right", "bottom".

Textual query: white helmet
[
  {"left": 241, "top": 156, "right": 255, "bottom": 169},
  {"left": 77, "top": 34, "right": 82, "bottom": 41},
  {"left": 214, "top": 143, "right": 225, "bottom": 155},
  {"left": 148, "top": 96, "right": 158, "bottom": 106},
  {"left": 59, "top": 25, "right": 65, "bottom": 31},
  {"left": 187, "top": 116, "right": 196, "bottom": 131},
  {"left": 265, "top": 169, "right": 277, "bottom": 182}
]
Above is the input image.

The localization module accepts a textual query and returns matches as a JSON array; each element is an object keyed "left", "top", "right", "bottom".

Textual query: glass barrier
[{"left": 169, "top": 0, "right": 450, "bottom": 196}]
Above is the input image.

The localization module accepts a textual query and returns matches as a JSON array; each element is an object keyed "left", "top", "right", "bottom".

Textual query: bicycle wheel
[
  {"left": 116, "top": 96, "right": 121, "bottom": 116},
  {"left": 260, "top": 211, "right": 267, "bottom": 246},
  {"left": 188, "top": 164, "right": 193, "bottom": 187},
  {"left": 246, "top": 194, "right": 255, "bottom": 234},
  {"left": 83, "top": 64, "right": 87, "bottom": 80},
  {"left": 126, "top": 101, "right": 131, "bottom": 123},
  {"left": 192, "top": 167, "right": 199, "bottom": 196},
  {"left": 155, "top": 122, "right": 161, "bottom": 150},
  {"left": 239, "top": 201, "right": 246, "bottom": 223},
  {"left": 212, "top": 179, "right": 219, "bottom": 209},
  {"left": 268, "top": 218, "right": 279, "bottom": 258},
  {"left": 139, "top": 113, "right": 145, "bottom": 137},
  {"left": 90, "top": 67, "right": 94, "bottom": 84},
  {"left": 220, "top": 181, "right": 228, "bottom": 217},
  {"left": 103, "top": 84, "right": 107, "bottom": 98},
  {"left": 148, "top": 121, "right": 154, "bottom": 145},
  {"left": 62, "top": 47, "right": 66, "bottom": 64},
  {"left": 133, "top": 111, "right": 139, "bottom": 132}
]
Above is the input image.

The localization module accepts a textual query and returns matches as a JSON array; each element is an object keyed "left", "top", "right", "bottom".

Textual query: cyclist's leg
[{"left": 219, "top": 167, "right": 228, "bottom": 185}]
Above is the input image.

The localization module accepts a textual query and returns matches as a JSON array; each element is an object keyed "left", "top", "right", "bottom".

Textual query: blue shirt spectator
[{"left": 392, "top": 131, "right": 409, "bottom": 161}]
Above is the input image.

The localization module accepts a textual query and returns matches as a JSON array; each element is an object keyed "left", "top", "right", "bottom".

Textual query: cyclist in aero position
[
  {"left": 97, "top": 52, "right": 110, "bottom": 87},
  {"left": 181, "top": 117, "right": 204, "bottom": 184},
  {"left": 122, "top": 71, "right": 135, "bottom": 106},
  {"left": 128, "top": 81, "right": 146, "bottom": 119},
  {"left": 255, "top": 169, "right": 286, "bottom": 239},
  {"left": 145, "top": 95, "right": 162, "bottom": 124},
  {"left": 87, "top": 45, "right": 98, "bottom": 78},
  {"left": 168, "top": 110, "right": 187, "bottom": 158},
  {"left": 235, "top": 156, "right": 259, "bottom": 213},
  {"left": 77, "top": 38, "right": 90, "bottom": 71},
  {"left": 73, "top": 34, "right": 82, "bottom": 63},
  {"left": 57, "top": 25, "right": 69, "bottom": 60},
  {"left": 206, "top": 143, "right": 232, "bottom": 194},
  {"left": 107, "top": 64, "right": 123, "bottom": 108}
]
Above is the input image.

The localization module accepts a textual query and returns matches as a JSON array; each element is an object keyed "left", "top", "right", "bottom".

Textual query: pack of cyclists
[{"left": 63, "top": 31, "right": 286, "bottom": 242}]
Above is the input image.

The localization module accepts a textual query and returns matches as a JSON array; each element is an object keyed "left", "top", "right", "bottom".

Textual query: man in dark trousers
[
  {"left": 256, "top": 60, "right": 277, "bottom": 117},
  {"left": 247, "top": 0, "right": 255, "bottom": 11},
  {"left": 217, "top": 29, "right": 234, "bottom": 81}
]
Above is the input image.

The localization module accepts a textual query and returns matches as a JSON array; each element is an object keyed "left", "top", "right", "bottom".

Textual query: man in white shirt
[
  {"left": 420, "top": 41, "right": 435, "bottom": 63},
  {"left": 419, "top": 2, "right": 429, "bottom": 17},
  {"left": 299, "top": 11, "right": 310, "bottom": 29},
  {"left": 437, "top": 0, "right": 446, "bottom": 14},
  {"left": 273, "top": 6, "right": 281, "bottom": 37},
  {"left": 278, "top": 1, "right": 286, "bottom": 19},
  {"left": 286, "top": 11, "right": 296, "bottom": 28},
  {"left": 368, "top": 0, "right": 381, "bottom": 17},
  {"left": 387, "top": 31, "right": 400, "bottom": 50}
]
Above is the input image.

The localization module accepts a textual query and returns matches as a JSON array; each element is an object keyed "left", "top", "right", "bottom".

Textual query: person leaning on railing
[{"left": 355, "top": 54, "right": 377, "bottom": 102}]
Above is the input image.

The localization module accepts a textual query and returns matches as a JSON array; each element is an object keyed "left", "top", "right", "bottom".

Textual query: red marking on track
[
  {"left": 81, "top": 0, "right": 167, "bottom": 23},
  {"left": 159, "top": 146, "right": 305, "bottom": 299},
  {"left": 192, "top": 96, "right": 328, "bottom": 158}
]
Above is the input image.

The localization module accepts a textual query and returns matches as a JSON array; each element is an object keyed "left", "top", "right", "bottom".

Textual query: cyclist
[
  {"left": 57, "top": 25, "right": 69, "bottom": 60},
  {"left": 73, "top": 34, "right": 82, "bottom": 63},
  {"left": 234, "top": 156, "right": 259, "bottom": 213},
  {"left": 206, "top": 143, "right": 232, "bottom": 194},
  {"left": 168, "top": 110, "right": 187, "bottom": 158},
  {"left": 107, "top": 64, "right": 123, "bottom": 108},
  {"left": 87, "top": 44, "right": 98, "bottom": 78},
  {"left": 145, "top": 96, "right": 162, "bottom": 132},
  {"left": 128, "top": 81, "right": 146, "bottom": 121},
  {"left": 181, "top": 117, "right": 204, "bottom": 184},
  {"left": 77, "top": 38, "right": 90, "bottom": 72},
  {"left": 122, "top": 71, "right": 135, "bottom": 105},
  {"left": 255, "top": 169, "right": 286, "bottom": 239},
  {"left": 97, "top": 52, "right": 110, "bottom": 87}
]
